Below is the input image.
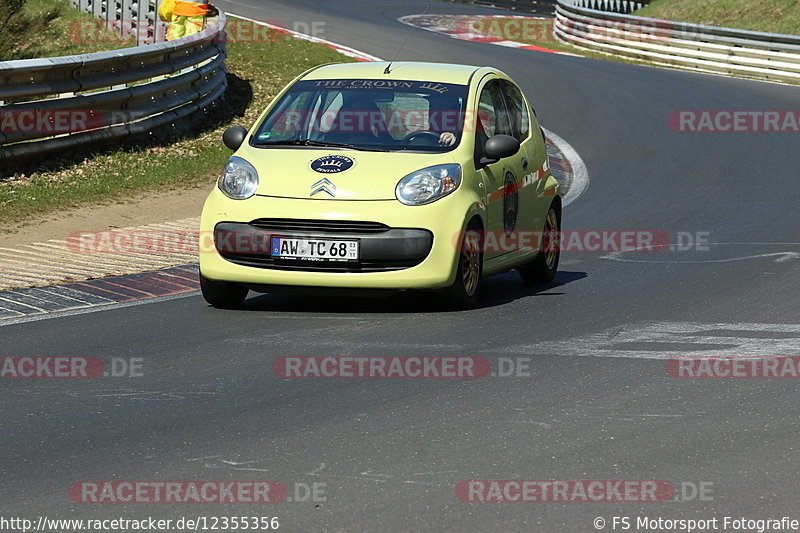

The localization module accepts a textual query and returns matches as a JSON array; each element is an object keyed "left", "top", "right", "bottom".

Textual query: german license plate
[{"left": 271, "top": 237, "right": 358, "bottom": 262}]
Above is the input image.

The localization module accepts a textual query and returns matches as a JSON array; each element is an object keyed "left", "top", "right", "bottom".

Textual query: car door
[
  {"left": 498, "top": 80, "right": 539, "bottom": 235},
  {"left": 501, "top": 80, "right": 543, "bottom": 237},
  {"left": 474, "top": 78, "right": 525, "bottom": 262}
]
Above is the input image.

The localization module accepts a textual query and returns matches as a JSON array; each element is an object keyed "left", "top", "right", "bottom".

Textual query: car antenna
[{"left": 384, "top": 3, "right": 431, "bottom": 75}]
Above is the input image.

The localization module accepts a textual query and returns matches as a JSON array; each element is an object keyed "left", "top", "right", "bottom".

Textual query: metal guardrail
[
  {"left": 73, "top": 0, "right": 165, "bottom": 46},
  {"left": 447, "top": 0, "right": 649, "bottom": 17},
  {"left": 554, "top": 0, "right": 800, "bottom": 84},
  {"left": 0, "top": 11, "right": 227, "bottom": 165}
]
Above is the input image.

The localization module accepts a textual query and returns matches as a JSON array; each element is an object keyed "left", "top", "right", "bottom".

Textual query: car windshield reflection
[{"left": 252, "top": 79, "right": 469, "bottom": 153}]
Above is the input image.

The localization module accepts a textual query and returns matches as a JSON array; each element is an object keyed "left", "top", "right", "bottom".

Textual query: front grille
[
  {"left": 249, "top": 218, "right": 390, "bottom": 234},
  {"left": 221, "top": 254, "right": 421, "bottom": 272},
  {"left": 215, "top": 221, "right": 432, "bottom": 273}
]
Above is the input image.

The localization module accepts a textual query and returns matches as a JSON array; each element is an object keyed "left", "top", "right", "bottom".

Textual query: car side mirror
[
  {"left": 480, "top": 134, "right": 520, "bottom": 167},
  {"left": 223, "top": 126, "right": 248, "bottom": 151}
]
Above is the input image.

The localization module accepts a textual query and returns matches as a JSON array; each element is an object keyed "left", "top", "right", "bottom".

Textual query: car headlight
[
  {"left": 218, "top": 156, "right": 259, "bottom": 200},
  {"left": 395, "top": 164, "right": 462, "bottom": 206}
]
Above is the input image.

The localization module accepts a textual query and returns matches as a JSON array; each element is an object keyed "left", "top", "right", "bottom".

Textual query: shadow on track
[{"left": 227, "top": 270, "right": 588, "bottom": 314}]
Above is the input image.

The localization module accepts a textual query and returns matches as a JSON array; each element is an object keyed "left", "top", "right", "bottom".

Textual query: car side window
[
  {"left": 502, "top": 81, "right": 530, "bottom": 142},
  {"left": 475, "top": 80, "right": 512, "bottom": 162}
]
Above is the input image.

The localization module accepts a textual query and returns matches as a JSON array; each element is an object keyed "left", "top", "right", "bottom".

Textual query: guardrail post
[
  {"left": 120, "top": 0, "right": 132, "bottom": 39},
  {"left": 104, "top": 0, "right": 114, "bottom": 31},
  {"left": 136, "top": 0, "right": 149, "bottom": 45}
]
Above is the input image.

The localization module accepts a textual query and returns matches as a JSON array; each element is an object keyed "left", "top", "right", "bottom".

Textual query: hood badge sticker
[{"left": 310, "top": 155, "right": 355, "bottom": 174}]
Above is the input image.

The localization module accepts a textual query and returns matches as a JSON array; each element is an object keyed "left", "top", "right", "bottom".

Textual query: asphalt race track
[{"left": 2, "top": 1, "right": 800, "bottom": 531}]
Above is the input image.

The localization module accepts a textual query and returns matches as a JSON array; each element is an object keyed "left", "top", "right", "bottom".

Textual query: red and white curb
[
  {"left": 543, "top": 127, "right": 588, "bottom": 207},
  {"left": 226, "top": 14, "right": 381, "bottom": 62},
  {"left": 398, "top": 14, "right": 574, "bottom": 55}
]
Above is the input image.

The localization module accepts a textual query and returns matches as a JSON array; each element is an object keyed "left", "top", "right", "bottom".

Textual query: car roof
[{"left": 302, "top": 62, "right": 496, "bottom": 85}]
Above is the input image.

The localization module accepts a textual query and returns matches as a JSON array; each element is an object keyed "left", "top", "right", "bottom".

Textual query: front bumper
[
  {"left": 199, "top": 189, "right": 482, "bottom": 290},
  {"left": 214, "top": 221, "right": 433, "bottom": 272}
]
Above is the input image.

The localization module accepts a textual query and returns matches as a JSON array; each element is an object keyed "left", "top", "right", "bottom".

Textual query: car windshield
[{"left": 252, "top": 79, "right": 469, "bottom": 152}]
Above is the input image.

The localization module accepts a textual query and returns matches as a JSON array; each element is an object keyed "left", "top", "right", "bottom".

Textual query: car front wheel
[{"left": 443, "top": 223, "right": 483, "bottom": 309}]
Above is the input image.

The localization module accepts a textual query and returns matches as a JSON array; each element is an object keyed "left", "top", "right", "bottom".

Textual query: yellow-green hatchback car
[{"left": 199, "top": 61, "right": 561, "bottom": 309}]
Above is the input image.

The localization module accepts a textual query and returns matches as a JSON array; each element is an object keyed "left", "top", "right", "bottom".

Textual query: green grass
[
  {"left": 0, "top": 12, "right": 356, "bottom": 226},
  {"left": 0, "top": 0, "right": 137, "bottom": 60},
  {"left": 634, "top": 0, "right": 800, "bottom": 35}
]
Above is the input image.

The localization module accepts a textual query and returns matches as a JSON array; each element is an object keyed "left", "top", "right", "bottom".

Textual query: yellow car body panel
[
  {"left": 241, "top": 146, "right": 459, "bottom": 200},
  {"left": 200, "top": 61, "right": 559, "bottom": 291},
  {"left": 200, "top": 187, "right": 484, "bottom": 288},
  {"left": 304, "top": 62, "right": 482, "bottom": 84}
]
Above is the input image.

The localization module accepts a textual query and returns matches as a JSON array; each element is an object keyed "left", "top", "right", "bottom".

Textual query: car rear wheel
[
  {"left": 519, "top": 204, "right": 560, "bottom": 284},
  {"left": 443, "top": 223, "right": 483, "bottom": 309},
  {"left": 200, "top": 273, "right": 249, "bottom": 308}
]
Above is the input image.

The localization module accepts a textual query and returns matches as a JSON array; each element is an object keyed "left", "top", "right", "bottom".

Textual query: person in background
[{"left": 166, "top": 0, "right": 209, "bottom": 40}]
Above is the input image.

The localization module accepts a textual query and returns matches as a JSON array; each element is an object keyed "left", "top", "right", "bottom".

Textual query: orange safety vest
[{"left": 173, "top": 0, "right": 209, "bottom": 17}]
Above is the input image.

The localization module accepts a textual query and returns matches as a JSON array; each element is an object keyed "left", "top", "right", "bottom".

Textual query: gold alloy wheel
[
  {"left": 543, "top": 209, "right": 560, "bottom": 270},
  {"left": 461, "top": 230, "right": 481, "bottom": 296}
]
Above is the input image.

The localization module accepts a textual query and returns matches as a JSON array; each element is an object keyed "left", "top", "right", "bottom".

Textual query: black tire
[
  {"left": 200, "top": 272, "right": 249, "bottom": 308},
  {"left": 519, "top": 203, "right": 560, "bottom": 284},
  {"left": 442, "top": 222, "right": 483, "bottom": 309}
]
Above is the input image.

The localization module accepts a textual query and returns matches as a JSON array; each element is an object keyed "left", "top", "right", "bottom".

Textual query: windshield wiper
[{"left": 251, "top": 139, "right": 389, "bottom": 152}]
